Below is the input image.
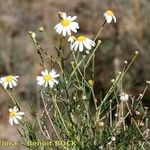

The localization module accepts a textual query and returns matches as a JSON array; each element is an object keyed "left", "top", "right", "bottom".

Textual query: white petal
[
  {"left": 41, "top": 71, "right": 46, "bottom": 76},
  {"left": 70, "top": 16, "right": 77, "bottom": 21},
  {"left": 79, "top": 42, "right": 84, "bottom": 52},
  {"left": 74, "top": 42, "right": 79, "bottom": 51},
  {"left": 14, "top": 76, "right": 19, "bottom": 79},
  {"left": 17, "top": 112, "right": 25, "bottom": 116},
  {"left": 113, "top": 16, "right": 116, "bottom": 23},
  {"left": 67, "top": 16, "right": 72, "bottom": 20},
  {"left": 51, "top": 69, "right": 56, "bottom": 76},
  {"left": 36, "top": 76, "right": 43, "bottom": 81},
  {"left": 14, "top": 118, "right": 19, "bottom": 124},
  {"left": 57, "top": 26, "right": 63, "bottom": 34},
  {"left": 66, "top": 28, "right": 71, "bottom": 36},
  {"left": 54, "top": 74, "right": 60, "bottom": 78},
  {"left": 37, "top": 80, "right": 45, "bottom": 86},
  {"left": 106, "top": 16, "right": 113, "bottom": 23},
  {"left": 0, "top": 77, "right": 5, "bottom": 83},
  {"left": 62, "top": 28, "right": 67, "bottom": 36},
  {"left": 9, "top": 82, "right": 13, "bottom": 88},
  {"left": 12, "top": 80, "right": 17, "bottom": 87},
  {"left": 48, "top": 81, "right": 54, "bottom": 88},
  {"left": 9, "top": 108, "right": 13, "bottom": 112},
  {"left": 45, "top": 69, "right": 49, "bottom": 75},
  {"left": 13, "top": 106, "right": 19, "bottom": 112},
  {"left": 44, "top": 82, "right": 48, "bottom": 87},
  {"left": 62, "top": 13, "right": 67, "bottom": 20},
  {"left": 71, "top": 27, "right": 78, "bottom": 33},
  {"left": 51, "top": 69, "right": 60, "bottom": 78},
  {"left": 71, "top": 42, "right": 76, "bottom": 50},
  {"left": 71, "top": 22, "right": 79, "bottom": 29},
  {"left": 9, "top": 118, "right": 14, "bottom": 126},
  {"left": 3, "top": 82, "right": 8, "bottom": 89},
  {"left": 54, "top": 23, "right": 60, "bottom": 30},
  {"left": 53, "top": 79, "right": 59, "bottom": 84},
  {"left": 71, "top": 41, "right": 79, "bottom": 51},
  {"left": 88, "top": 39, "right": 95, "bottom": 47},
  {"left": 16, "top": 115, "right": 22, "bottom": 120},
  {"left": 83, "top": 41, "right": 92, "bottom": 50}
]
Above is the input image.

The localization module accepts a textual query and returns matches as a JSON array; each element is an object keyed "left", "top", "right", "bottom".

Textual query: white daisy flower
[
  {"left": 36, "top": 69, "right": 60, "bottom": 88},
  {"left": 9, "top": 106, "right": 25, "bottom": 126},
  {"left": 54, "top": 12, "right": 79, "bottom": 37},
  {"left": 71, "top": 35, "right": 95, "bottom": 52},
  {"left": 0, "top": 75, "right": 19, "bottom": 89},
  {"left": 103, "top": 10, "right": 116, "bottom": 23},
  {"left": 120, "top": 92, "right": 129, "bottom": 101}
]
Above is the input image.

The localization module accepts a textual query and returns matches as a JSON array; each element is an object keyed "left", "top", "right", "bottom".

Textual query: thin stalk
[
  {"left": 94, "top": 21, "right": 106, "bottom": 42},
  {"left": 110, "top": 101, "right": 113, "bottom": 128},
  {"left": 70, "top": 55, "right": 86, "bottom": 79},
  {"left": 125, "top": 100, "right": 150, "bottom": 146},
  {"left": 92, "top": 21, "right": 106, "bottom": 80},
  {"left": 43, "top": 31, "right": 62, "bottom": 53},
  {"left": 84, "top": 40, "right": 101, "bottom": 70},
  {"left": 52, "top": 95, "right": 70, "bottom": 135},
  {"left": 40, "top": 90, "right": 61, "bottom": 140},
  {"left": 96, "top": 52, "right": 139, "bottom": 122},
  {"left": 121, "top": 101, "right": 126, "bottom": 131},
  {"left": 37, "top": 116, "right": 51, "bottom": 140},
  {"left": 4, "top": 89, "right": 21, "bottom": 109}
]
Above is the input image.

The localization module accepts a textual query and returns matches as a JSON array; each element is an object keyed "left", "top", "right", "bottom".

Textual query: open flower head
[
  {"left": 71, "top": 35, "right": 95, "bottom": 52},
  {"left": 54, "top": 12, "right": 79, "bottom": 36},
  {"left": 0, "top": 75, "right": 19, "bottom": 89},
  {"left": 103, "top": 10, "right": 116, "bottom": 23},
  {"left": 9, "top": 106, "right": 25, "bottom": 126},
  {"left": 36, "top": 69, "right": 60, "bottom": 88},
  {"left": 120, "top": 92, "right": 129, "bottom": 101}
]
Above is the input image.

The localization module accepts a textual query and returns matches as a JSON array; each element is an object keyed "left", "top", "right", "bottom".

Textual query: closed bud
[
  {"left": 88, "top": 79, "right": 94, "bottom": 86},
  {"left": 38, "top": 27, "right": 44, "bottom": 32}
]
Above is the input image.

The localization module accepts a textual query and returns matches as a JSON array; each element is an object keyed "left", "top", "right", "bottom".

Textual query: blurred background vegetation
[{"left": 0, "top": 0, "right": 149, "bottom": 149}]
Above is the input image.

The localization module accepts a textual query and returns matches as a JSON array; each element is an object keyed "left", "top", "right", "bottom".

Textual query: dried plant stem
[
  {"left": 37, "top": 116, "right": 51, "bottom": 140},
  {"left": 134, "top": 85, "right": 147, "bottom": 110},
  {"left": 125, "top": 101, "right": 150, "bottom": 146},
  {"left": 40, "top": 91, "right": 61, "bottom": 140},
  {"left": 121, "top": 102, "right": 126, "bottom": 131}
]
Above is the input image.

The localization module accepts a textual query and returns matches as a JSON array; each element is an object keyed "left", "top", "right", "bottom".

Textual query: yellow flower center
[
  {"left": 61, "top": 19, "right": 70, "bottom": 27},
  {"left": 44, "top": 74, "right": 53, "bottom": 81},
  {"left": 77, "top": 36, "right": 87, "bottom": 42},
  {"left": 5, "top": 76, "right": 13, "bottom": 82},
  {"left": 106, "top": 10, "right": 114, "bottom": 16},
  {"left": 9, "top": 112, "right": 16, "bottom": 118}
]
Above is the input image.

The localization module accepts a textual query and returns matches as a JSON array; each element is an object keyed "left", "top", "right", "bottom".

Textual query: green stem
[
  {"left": 52, "top": 95, "right": 70, "bottom": 135},
  {"left": 5, "top": 89, "right": 21, "bottom": 109},
  {"left": 94, "top": 21, "right": 106, "bottom": 42},
  {"left": 96, "top": 52, "right": 139, "bottom": 122}
]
